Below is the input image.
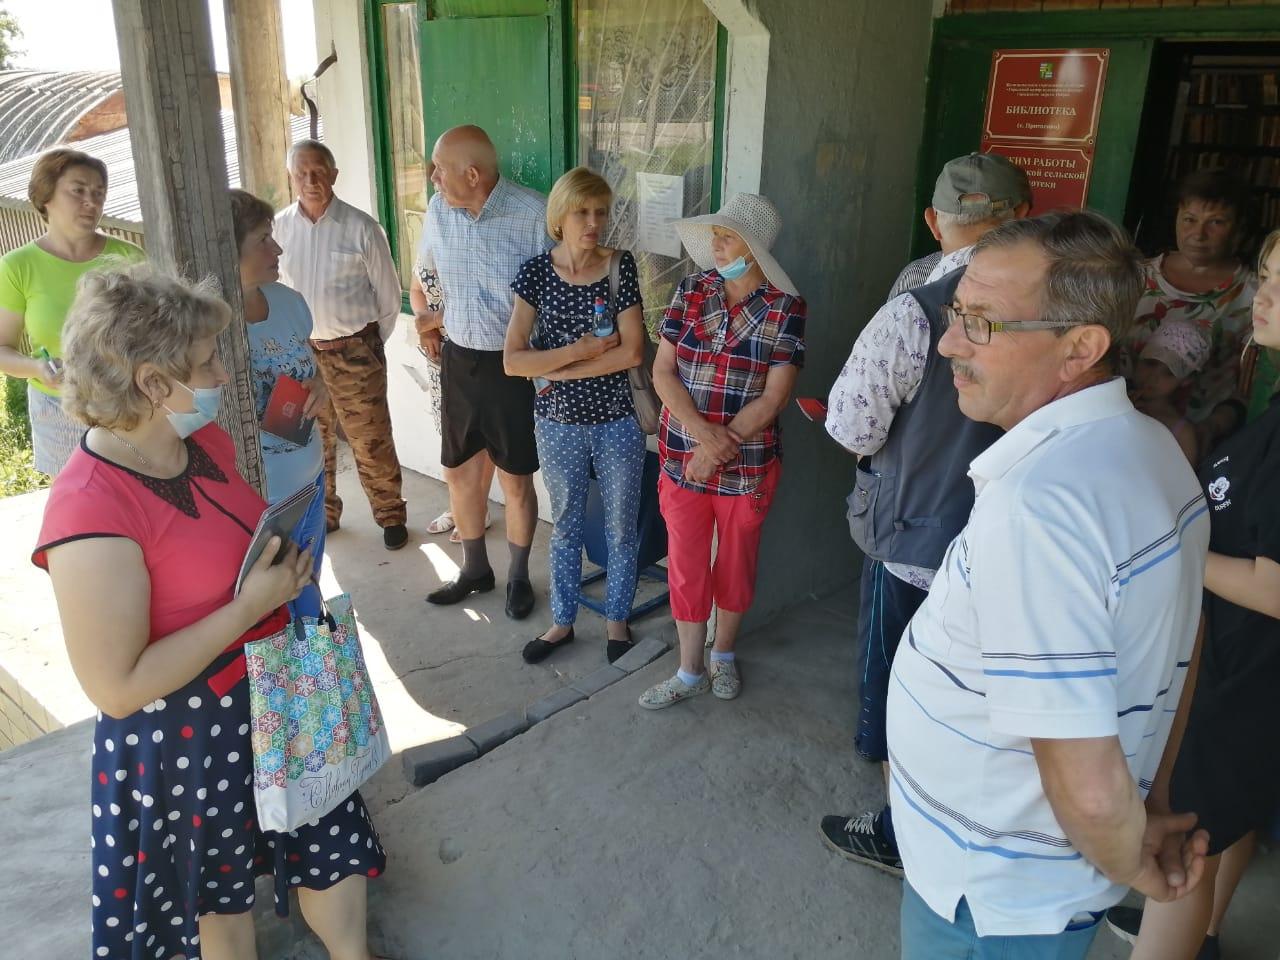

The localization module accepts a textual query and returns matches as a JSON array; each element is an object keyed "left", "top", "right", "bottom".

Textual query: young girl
[
  {"left": 1118, "top": 230, "right": 1280, "bottom": 960},
  {"left": 1130, "top": 320, "right": 1210, "bottom": 464}
]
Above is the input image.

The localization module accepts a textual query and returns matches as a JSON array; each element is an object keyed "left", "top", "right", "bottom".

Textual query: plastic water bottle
[{"left": 593, "top": 297, "right": 613, "bottom": 338}]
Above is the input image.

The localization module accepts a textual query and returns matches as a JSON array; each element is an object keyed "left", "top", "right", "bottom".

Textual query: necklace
[{"left": 106, "top": 429, "right": 151, "bottom": 467}]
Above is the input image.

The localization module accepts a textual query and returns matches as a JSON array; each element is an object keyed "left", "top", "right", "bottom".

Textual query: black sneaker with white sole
[
  {"left": 1105, "top": 905, "right": 1141, "bottom": 945},
  {"left": 819, "top": 811, "right": 904, "bottom": 877}
]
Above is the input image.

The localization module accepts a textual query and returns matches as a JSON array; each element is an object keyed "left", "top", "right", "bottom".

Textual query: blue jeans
[
  {"left": 900, "top": 883, "right": 1101, "bottom": 960},
  {"left": 535, "top": 416, "right": 646, "bottom": 624},
  {"left": 285, "top": 471, "right": 327, "bottom": 620},
  {"left": 856, "top": 560, "right": 928, "bottom": 761}
]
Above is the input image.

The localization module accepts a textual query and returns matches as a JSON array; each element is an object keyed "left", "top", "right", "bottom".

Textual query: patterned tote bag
[{"left": 244, "top": 593, "right": 391, "bottom": 833}]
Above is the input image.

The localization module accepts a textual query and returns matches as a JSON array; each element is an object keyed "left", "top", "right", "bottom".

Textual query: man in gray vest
[{"left": 818, "top": 153, "right": 1032, "bottom": 875}]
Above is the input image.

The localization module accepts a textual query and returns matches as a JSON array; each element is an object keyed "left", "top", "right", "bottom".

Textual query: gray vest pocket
[{"left": 847, "top": 464, "right": 889, "bottom": 558}]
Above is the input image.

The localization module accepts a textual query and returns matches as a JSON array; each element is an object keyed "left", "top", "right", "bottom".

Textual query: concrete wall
[{"left": 739, "top": 1, "right": 936, "bottom": 623}]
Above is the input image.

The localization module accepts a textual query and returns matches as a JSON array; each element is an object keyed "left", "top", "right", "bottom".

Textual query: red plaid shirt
[{"left": 658, "top": 271, "right": 806, "bottom": 495}]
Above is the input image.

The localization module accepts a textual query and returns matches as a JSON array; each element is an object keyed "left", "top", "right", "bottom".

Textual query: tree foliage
[{"left": 0, "top": 6, "right": 22, "bottom": 71}]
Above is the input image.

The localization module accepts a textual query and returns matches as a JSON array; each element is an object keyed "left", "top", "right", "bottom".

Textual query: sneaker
[
  {"left": 638, "top": 673, "right": 710, "bottom": 710},
  {"left": 1105, "top": 905, "right": 1141, "bottom": 945},
  {"left": 818, "top": 811, "right": 904, "bottom": 877},
  {"left": 709, "top": 658, "right": 741, "bottom": 699}
]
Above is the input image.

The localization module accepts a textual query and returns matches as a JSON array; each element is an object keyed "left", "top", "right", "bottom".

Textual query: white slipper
[{"left": 447, "top": 512, "right": 493, "bottom": 544}]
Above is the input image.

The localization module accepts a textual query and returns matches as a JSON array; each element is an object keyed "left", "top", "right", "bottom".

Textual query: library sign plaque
[
  {"left": 983, "top": 144, "right": 1094, "bottom": 214},
  {"left": 980, "top": 48, "right": 1109, "bottom": 211}
]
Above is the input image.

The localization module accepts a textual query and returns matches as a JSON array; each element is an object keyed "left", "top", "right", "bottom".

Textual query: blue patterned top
[
  {"left": 512, "top": 250, "right": 642, "bottom": 425},
  {"left": 246, "top": 282, "right": 324, "bottom": 502}
]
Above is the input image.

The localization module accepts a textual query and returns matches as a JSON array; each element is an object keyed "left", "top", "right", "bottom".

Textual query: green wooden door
[
  {"left": 914, "top": 36, "right": 1154, "bottom": 255},
  {"left": 419, "top": 1, "right": 563, "bottom": 193}
]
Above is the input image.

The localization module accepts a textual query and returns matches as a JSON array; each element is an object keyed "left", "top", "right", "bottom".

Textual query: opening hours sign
[{"left": 980, "top": 49, "right": 1109, "bottom": 212}]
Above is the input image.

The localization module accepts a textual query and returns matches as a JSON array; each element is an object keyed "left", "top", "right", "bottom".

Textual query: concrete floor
[{"left": 0, "top": 454, "right": 1276, "bottom": 959}]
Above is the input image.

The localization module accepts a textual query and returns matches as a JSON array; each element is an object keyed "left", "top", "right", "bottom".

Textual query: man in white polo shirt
[{"left": 887, "top": 211, "right": 1212, "bottom": 958}]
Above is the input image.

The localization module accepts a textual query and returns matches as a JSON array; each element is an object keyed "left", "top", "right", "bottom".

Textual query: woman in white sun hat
[{"left": 639, "top": 193, "right": 807, "bottom": 711}]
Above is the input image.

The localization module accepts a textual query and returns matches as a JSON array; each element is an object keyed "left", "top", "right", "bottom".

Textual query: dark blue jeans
[{"left": 855, "top": 560, "right": 928, "bottom": 761}]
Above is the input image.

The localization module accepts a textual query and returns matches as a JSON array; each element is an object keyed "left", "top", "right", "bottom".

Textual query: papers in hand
[
  {"left": 234, "top": 483, "right": 319, "bottom": 596},
  {"left": 261, "top": 374, "right": 315, "bottom": 445}
]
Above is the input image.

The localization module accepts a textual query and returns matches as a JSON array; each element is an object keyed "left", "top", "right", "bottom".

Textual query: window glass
[
  {"left": 383, "top": 2, "right": 427, "bottom": 290},
  {"left": 576, "top": 0, "right": 720, "bottom": 330}
]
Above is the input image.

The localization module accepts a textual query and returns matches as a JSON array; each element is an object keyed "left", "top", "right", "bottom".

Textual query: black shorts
[
  {"left": 439, "top": 340, "right": 539, "bottom": 475},
  {"left": 1170, "top": 628, "right": 1280, "bottom": 854}
]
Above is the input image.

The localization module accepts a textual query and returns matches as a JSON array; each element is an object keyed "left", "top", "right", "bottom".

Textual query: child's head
[{"left": 1136, "top": 321, "right": 1210, "bottom": 402}]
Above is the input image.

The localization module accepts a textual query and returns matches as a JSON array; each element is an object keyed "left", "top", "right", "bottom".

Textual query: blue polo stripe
[
  {"left": 892, "top": 752, "right": 1073, "bottom": 847},
  {"left": 894, "top": 673, "right": 1033, "bottom": 756},
  {"left": 894, "top": 779, "right": 1082, "bottom": 863},
  {"left": 982, "top": 650, "right": 1116, "bottom": 662},
  {"left": 907, "top": 625, "right": 986, "bottom": 698},
  {"left": 982, "top": 666, "right": 1118, "bottom": 680},
  {"left": 1112, "top": 495, "right": 1207, "bottom": 581},
  {"left": 1115, "top": 500, "right": 1208, "bottom": 588},
  {"left": 1118, "top": 683, "right": 1173, "bottom": 717}
]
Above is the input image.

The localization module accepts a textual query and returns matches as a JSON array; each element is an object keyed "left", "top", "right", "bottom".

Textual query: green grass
[{"left": 0, "top": 376, "right": 47, "bottom": 498}]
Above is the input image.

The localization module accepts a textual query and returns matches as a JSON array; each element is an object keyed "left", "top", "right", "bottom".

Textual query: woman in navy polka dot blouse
[{"left": 504, "top": 167, "right": 648, "bottom": 664}]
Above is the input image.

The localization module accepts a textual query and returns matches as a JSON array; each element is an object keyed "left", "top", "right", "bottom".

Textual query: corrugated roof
[
  {"left": 0, "top": 112, "right": 318, "bottom": 227},
  {"left": 0, "top": 70, "right": 123, "bottom": 165}
]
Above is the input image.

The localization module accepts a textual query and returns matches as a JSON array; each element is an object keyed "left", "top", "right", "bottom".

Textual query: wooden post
[
  {"left": 224, "top": 0, "right": 293, "bottom": 210},
  {"left": 112, "top": 0, "right": 265, "bottom": 494}
]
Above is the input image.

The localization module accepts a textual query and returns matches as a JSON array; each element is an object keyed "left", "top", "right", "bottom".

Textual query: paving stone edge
[{"left": 401, "top": 626, "right": 673, "bottom": 787}]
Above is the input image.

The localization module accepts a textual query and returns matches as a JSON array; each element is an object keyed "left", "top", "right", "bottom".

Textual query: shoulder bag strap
[{"left": 608, "top": 250, "right": 623, "bottom": 320}]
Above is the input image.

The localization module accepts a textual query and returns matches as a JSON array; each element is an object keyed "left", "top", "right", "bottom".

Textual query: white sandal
[
  {"left": 426, "top": 510, "right": 456, "bottom": 536},
  {"left": 428, "top": 510, "right": 493, "bottom": 544}
]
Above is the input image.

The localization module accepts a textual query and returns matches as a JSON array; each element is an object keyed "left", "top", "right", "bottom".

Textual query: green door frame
[
  {"left": 366, "top": 0, "right": 729, "bottom": 296},
  {"left": 364, "top": 0, "right": 570, "bottom": 299},
  {"left": 914, "top": 7, "right": 1280, "bottom": 257}
]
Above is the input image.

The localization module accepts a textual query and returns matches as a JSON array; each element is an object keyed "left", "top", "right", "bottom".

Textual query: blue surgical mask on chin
[
  {"left": 164, "top": 380, "right": 222, "bottom": 439},
  {"left": 717, "top": 255, "right": 753, "bottom": 281}
]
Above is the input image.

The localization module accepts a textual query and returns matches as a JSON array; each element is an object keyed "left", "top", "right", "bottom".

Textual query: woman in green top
[{"left": 0, "top": 148, "right": 144, "bottom": 476}]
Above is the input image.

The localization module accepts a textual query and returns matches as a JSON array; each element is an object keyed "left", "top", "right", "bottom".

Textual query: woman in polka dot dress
[
  {"left": 32, "top": 265, "right": 385, "bottom": 960},
  {"left": 503, "top": 167, "right": 647, "bottom": 665}
]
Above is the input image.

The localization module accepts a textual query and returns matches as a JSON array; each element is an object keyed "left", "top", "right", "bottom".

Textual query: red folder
[{"left": 261, "top": 374, "right": 315, "bottom": 445}]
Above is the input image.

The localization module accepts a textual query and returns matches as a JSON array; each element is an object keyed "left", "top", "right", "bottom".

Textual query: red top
[{"left": 33, "top": 424, "right": 286, "bottom": 646}]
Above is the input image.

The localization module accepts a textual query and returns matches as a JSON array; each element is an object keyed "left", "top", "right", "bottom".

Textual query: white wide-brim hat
[{"left": 672, "top": 193, "right": 799, "bottom": 297}]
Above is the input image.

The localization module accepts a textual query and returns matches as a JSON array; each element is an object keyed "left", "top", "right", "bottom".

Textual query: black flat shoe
[
  {"left": 606, "top": 628, "right": 635, "bottom": 664},
  {"left": 506, "top": 578, "right": 535, "bottom": 619},
  {"left": 383, "top": 523, "right": 409, "bottom": 551},
  {"left": 426, "top": 568, "right": 496, "bottom": 605},
  {"left": 522, "top": 627, "right": 574, "bottom": 664}
]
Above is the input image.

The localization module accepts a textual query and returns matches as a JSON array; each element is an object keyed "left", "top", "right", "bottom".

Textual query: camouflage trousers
[{"left": 311, "top": 324, "right": 407, "bottom": 528}]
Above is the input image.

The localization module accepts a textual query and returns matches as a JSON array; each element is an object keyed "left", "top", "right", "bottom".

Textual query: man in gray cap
[
  {"left": 818, "top": 152, "right": 1032, "bottom": 875},
  {"left": 888, "top": 152, "right": 1036, "bottom": 298}
]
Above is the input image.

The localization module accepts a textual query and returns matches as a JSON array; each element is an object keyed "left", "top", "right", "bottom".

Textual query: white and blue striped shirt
[
  {"left": 415, "top": 178, "right": 551, "bottom": 352},
  {"left": 887, "top": 377, "right": 1209, "bottom": 938}
]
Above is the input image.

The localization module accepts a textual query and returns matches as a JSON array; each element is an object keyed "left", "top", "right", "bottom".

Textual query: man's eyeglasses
[{"left": 942, "top": 304, "right": 1082, "bottom": 346}]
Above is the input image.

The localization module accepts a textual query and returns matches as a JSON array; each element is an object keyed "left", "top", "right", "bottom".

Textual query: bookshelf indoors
[{"left": 1166, "top": 53, "right": 1280, "bottom": 250}]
